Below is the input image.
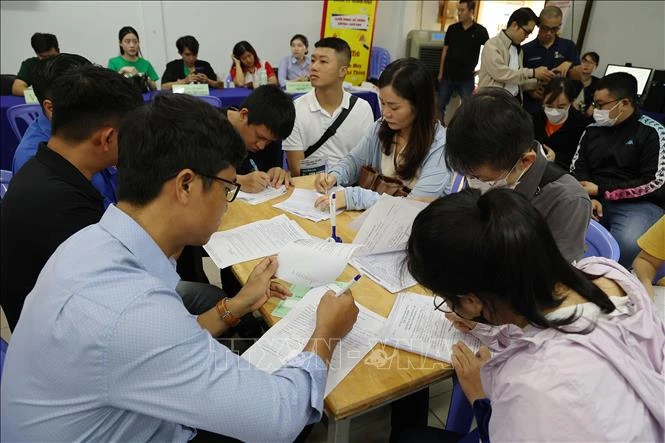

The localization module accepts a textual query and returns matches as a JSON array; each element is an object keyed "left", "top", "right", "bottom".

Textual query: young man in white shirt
[{"left": 283, "top": 37, "right": 374, "bottom": 176}]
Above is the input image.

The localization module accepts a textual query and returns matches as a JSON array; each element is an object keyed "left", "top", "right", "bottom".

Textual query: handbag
[{"left": 358, "top": 165, "right": 411, "bottom": 197}]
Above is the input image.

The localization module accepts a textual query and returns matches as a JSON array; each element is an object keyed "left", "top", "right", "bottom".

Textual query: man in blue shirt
[
  {"left": 1, "top": 93, "right": 359, "bottom": 442},
  {"left": 12, "top": 53, "right": 118, "bottom": 208},
  {"left": 522, "top": 6, "right": 580, "bottom": 112}
]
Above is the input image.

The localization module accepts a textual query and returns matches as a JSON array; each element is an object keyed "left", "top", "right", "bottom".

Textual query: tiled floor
[{"left": 1, "top": 263, "right": 456, "bottom": 442}]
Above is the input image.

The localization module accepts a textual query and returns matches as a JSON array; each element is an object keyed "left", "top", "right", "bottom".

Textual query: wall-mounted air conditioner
[{"left": 406, "top": 30, "right": 446, "bottom": 81}]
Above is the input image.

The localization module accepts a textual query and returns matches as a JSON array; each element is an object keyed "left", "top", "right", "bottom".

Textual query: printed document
[
  {"left": 350, "top": 251, "right": 417, "bottom": 293},
  {"left": 237, "top": 185, "right": 287, "bottom": 205},
  {"left": 273, "top": 188, "right": 341, "bottom": 222}
]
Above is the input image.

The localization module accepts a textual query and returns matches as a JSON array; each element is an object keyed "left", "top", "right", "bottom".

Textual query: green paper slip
[
  {"left": 272, "top": 282, "right": 344, "bottom": 318},
  {"left": 172, "top": 83, "right": 210, "bottom": 96}
]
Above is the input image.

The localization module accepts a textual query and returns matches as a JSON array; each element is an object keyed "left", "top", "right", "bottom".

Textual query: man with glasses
[
  {"left": 479, "top": 7, "right": 554, "bottom": 103},
  {"left": 522, "top": 6, "right": 581, "bottom": 112},
  {"left": 1, "top": 93, "right": 360, "bottom": 442},
  {"left": 570, "top": 72, "right": 665, "bottom": 268}
]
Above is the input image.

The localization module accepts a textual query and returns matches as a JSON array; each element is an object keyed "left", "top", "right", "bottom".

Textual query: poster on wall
[{"left": 320, "top": 0, "right": 379, "bottom": 85}]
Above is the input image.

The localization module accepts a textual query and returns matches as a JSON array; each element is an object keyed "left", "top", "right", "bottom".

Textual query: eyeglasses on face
[
  {"left": 519, "top": 25, "right": 533, "bottom": 37},
  {"left": 433, "top": 294, "right": 455, "bottom": 314},
  {"left": 591, "top": 98, "right": 623, "bottom": 110},
  {"left": 539, "top": 25, "right": 561, "bottom": 34},
  {"left": 196, "top": 173, "right": 241, "bottom": 202}
]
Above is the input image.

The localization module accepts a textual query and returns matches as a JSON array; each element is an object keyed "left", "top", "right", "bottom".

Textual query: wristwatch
[{"left": 216, "top": 297, "right": 241, "bottom": 327}]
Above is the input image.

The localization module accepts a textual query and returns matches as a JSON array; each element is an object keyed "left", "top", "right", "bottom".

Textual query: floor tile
[
  {"left": 0, "top": 306, "right": 8, "bottom": 329},
  {"left": 1, "top": 327, "right": 11, "bottom": 343},
  {"left": 428, "top": 411, "right": 444, "bottom": 429},
  {"left": 202, "top": 257, "right": 223, "bottom": 289},
  {"left": 429, "top": 377, "right": 453, "bottom": 398},
  {"left": 429, "top": 390, "right": 453, "bottom": 426}
]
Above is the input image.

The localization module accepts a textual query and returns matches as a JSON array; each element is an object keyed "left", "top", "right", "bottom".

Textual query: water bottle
[
  {"left": 226, "top": 74, "right": 235, "bottom": 89},
  {"left": 258, "top": 67, "right": 268, "bottom": 86}
]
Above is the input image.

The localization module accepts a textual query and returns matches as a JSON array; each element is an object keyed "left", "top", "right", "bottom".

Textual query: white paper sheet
[
  {"left": 350, "top": 251, "right": 417, "bottom": 293},
  {"left": 381, "top": 292, "right": 481, "bottom": 362},
  {"left": 352, "top": 194, "right": 428, "bottom": 255},
  {"left": 203, "top": 214, "right": 310, "bottom": 268},
  {"left": 241, "top": 285, "right": 386, "bottom": 396},
  {"left": 237, "top": 185, "right": 287, "bottom": 205},
  {"left": 276, "top": 238, "right": 362, "bottom": 287},
  {"left": 273, "top": 188, "right": 341, "bottom": 222}
]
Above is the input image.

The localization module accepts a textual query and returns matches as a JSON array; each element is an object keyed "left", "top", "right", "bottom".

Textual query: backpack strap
[{"left": 304, "top": 95, "right": 358, "bottom": 158}]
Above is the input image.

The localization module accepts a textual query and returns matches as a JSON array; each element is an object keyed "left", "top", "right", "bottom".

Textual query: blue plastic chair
[
  {"left": 0, "top": 337, "right": 8, "bottom": 383},
  {"left": 196, "top": 95, "right": 222, "bottom": 108},
  {"left": 6, "top": 103, "right": 43, "bottom": 141},
  {"left": 368, "top": 46, "right": 391, "bottom": 81},
  {"left": 583, "top": 220, "right": 620, "bottom": 261},
  {"left": 445, "top": 375, "right": 475, "bottom": 434},
  {"left": 1, "top": 169, "right": 12, "bottom": 199},
  {"left": 450, "top": 172, "right": 467, "bottom": 193}
]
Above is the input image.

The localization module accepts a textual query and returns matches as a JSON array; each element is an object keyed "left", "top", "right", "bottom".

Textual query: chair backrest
[
  {"left": 450, "top": 172, "right": 467, "bottom": 193},
  {"left": 445, "top": 375, "right": 475, "bottom": 434},
  {"left": 368, "top": 46, "right": 391, "bottom": 81},
  {"left": 1, "top": 169, "right": 12, "bottom": 199},
  {"left": 0, "top": 337, "right": 8, "bottom": 382},
  {"left": 196, "top": 95, "right": 222, "bottom": 108},
  {"left": 583, "top": 220, "right": 620, "bottom": 261},
  {"left": 6, "top": 103, "right": 43, "bottom": 141}
]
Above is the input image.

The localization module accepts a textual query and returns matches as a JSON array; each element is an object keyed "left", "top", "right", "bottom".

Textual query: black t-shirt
[
  {"left": 220, "top": 108, "right": 283, "bottom": 174},
  {"left": 161, "top": 59, "right": 217, "bottom": 84},
  {"left": 0, "top": 143, "right": 104, "bottom": 330},
  {"left": 443, "top": 22, "right": 489, "bottom": 81}
]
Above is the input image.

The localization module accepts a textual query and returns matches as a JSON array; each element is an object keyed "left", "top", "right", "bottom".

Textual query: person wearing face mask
[
  {"left": 278, "top": 34, "right": 312, "bottom": 88},
  {"left": 478, "top": 7, "right": 555, "bottom": 103},
  {"left": 396, "top": 188, "right": 664, "bottom": 442},
  {"left": 531, "top": 77, "right": 589, "bottom": 170},
  {"left": 570, "top": 72, "right": 665, "bottom": 268},
  {"left": 446, "top": 87, "right": 590, "bottom": 263}
]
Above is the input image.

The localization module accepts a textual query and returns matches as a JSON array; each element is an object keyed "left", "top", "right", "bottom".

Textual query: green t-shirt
[
  {"left": 107, "top": 56, "right": 159, "bottom": 81},
  {"left": 16, "top": 57, "right": 39, "bottom": 85}
]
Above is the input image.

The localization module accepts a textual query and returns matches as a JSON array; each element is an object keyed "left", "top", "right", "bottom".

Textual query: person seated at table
[
  {"left": 222, "top": 85, "right": 295, "bottom": 193},
  {"left": 283, "top": 37, "right": 374, "bottom": 177},
  {"left": 1, "top": 65, "right": 143, "bottom": 331},
  {"left": 531, "top": 77, "right": 588, "bottom": 170},
  {"left": 11, "top": 53, "right": 118, "bottom": 207},
  {"left": 161, "top": 35, "right": 223, "bottom": 90},
  {"left": 446, "top": 87, "right": 590, "bottom": 262},
  {"left": 230, "top": 40, "right": 277, "bottom": 89},
  {"left": 395, "top": 188, "right": 664, "bottom": 442},
  {"left": 0, "top": 93, "right": 360, "bottom": 442},
  {"left": 278, "top": 34, "right": 311, "bottom": 88},
  {"left": 632, "top": 215, "right": 665, "bottom": 299},
  {"left": 108, "top": 26, "right": 159, "bottom": 91},
  {"left": 313, "top": 57, "right": 452, "bottom": 211},
  {"left": 573, "top": 51, "right": 601, "bottom": 117},
  {"left": 570, "top": 72, "right": 665, "bottom": 268},
  {"left": 11, "top": 32, "right": 60, "bottom": 96}
]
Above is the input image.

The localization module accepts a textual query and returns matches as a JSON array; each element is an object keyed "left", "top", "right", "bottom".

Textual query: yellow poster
[{"left": 321, "top": 0, "right": 379, "bottom": 85}]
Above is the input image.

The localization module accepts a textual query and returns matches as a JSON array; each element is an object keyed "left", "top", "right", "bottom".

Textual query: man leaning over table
[{"left": 1, "top": 93, "right": 360, "bottom": 442}]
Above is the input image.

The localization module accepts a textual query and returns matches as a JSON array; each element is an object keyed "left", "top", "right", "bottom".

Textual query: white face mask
[
  {"left": 593, "top": 101, "right": 622, "bottom": 127},
  {"left": 544, "top": 105, "right": 569, "bottom": 125},
  {"left": 466, "top": 158, "right": 528, "bottom": 194}
]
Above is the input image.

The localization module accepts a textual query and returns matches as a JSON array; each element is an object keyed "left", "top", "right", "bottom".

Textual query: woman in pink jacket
[{"left": 401, "top": 188, "right": 664, "bottom": 442}]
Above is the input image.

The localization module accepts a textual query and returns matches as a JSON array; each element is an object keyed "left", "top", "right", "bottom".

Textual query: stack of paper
[
  {"left": 381, "top": 292, "right": 481, "bottom": 362},
  {"left": 242, "top": 285, "right": 386, "bottom": 397},
  {"left": 350, "top": 251, "right": 417, "bottom": 293},
  {"left": 272, "top": 282, "right": 344, "bottom": 318},
  {"left": 273, "top": 188, "right": 337, "bottom": 222},
  {"left": 276, "top": 238, "right": 362, "bottom": 287},
  {"left": 203, "top": 214, "right": 309, "bottom": 268},
  {"left": 237, "top": 185, "right": 287, "bottom": 205}
]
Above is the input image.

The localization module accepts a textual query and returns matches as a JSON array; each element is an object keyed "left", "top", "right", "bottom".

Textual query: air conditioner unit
[{"left": 406, "top": 30, "right": 445, "bottom": 81}]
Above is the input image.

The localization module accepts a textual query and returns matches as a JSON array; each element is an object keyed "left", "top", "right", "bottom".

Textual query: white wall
[{"left": 2, "top": 0, "right": 663, "bottom": 79}]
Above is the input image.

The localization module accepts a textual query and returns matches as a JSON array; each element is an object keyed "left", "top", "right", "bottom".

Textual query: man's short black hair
[
  {"left": 507, "top": 7, "right": 539, "bottom": 28},
  {"left": 117, "top": 94, "right": 246, "bottom": 205},
  {"left": 50, "top": 65, "right": 143, "bottom": 142},
  {"left": 314, "top": 37, "right": 352, "bottom": 66},
  {"left": 459, "top": 0, "right": 476, "bottom": 12},
  {"left": 32, "top": 53, "right": 91, "bottom": 104},
  {"left": 176, "top": 35, "right": 199, "bottom": 55},
  {"left": 30, "top": 33, "right": 59, "bottom": 54},
  {"left": 446, "top": 87, "right": 535, "bottom": 174},
  {"left": 596, "top": 72, "right": 638, "bottom": 105},
  {"left": 240, "top": 85, "right": 295, "bottom": 139}
]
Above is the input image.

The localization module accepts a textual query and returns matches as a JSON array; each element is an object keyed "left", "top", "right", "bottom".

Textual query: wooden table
[{"left": 219, "top": 176, "right": 453, "bottom": 441}]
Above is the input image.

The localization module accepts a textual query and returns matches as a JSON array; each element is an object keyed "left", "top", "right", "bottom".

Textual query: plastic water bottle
[
  {"left": 226, "top": 74, "right": 234, "bottom": 88},
  {"left": 258, "top": 67, "right": 268, "bottom": 86}
]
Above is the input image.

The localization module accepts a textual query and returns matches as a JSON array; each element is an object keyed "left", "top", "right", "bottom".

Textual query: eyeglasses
[
  {"left": 581, "top": 59, "right": 597, "bottom": 66},
  {"left": 519, "top": 25, "right": 533, "bottom": 37},
  {"left": 591, "top": 98, "right": 622, "bottom": 110},
  {"left": 433, "top": 294, "right": 455, "bottom": 314},
  {"left": 197, "top": 173, "right": 241, "bottom": 202},
  {"left": 539, "top": 25, "right": 561, "bottom": 34}
]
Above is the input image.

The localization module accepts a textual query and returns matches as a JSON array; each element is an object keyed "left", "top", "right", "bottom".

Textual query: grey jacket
[{"left": 478, "top": 31, "right": 538, "bottom": 95}]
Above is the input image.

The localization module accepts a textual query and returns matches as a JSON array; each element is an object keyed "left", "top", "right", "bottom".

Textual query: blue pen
[
  {"left": 249, "top": 159, "right": 260, "bottom": 172},
  {"left": 334, "top": 274, "right": 362, "bottom": 296}
]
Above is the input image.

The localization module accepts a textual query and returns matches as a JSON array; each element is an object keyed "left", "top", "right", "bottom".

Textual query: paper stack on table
[
  {"left": 204, "top": 214, "right": 309, "bottom": 268},
  {"left": 273, "top": 188, "right": 340, "bottom": 222},
  {"left": 381, "top": 292, "right": 481, "bottom": 362},
  {"left": 237, "top": 185, "right": 287, "bottom": 205},
  {"left": 276, "top": 238, "right": 362, "bottom": 287},
  {"left": 350, "top": 251, "right": 417, "bottom": 293},
  {"left": 242, "top": 284, "right": 386, "bottom": 397},
  {"left": 272, "top": 282, "right": 344, "bottom": 318}
]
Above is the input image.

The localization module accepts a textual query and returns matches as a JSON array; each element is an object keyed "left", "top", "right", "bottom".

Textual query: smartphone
[{"left": 194, "top": 66, "right": 205, "bottom": 73}]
